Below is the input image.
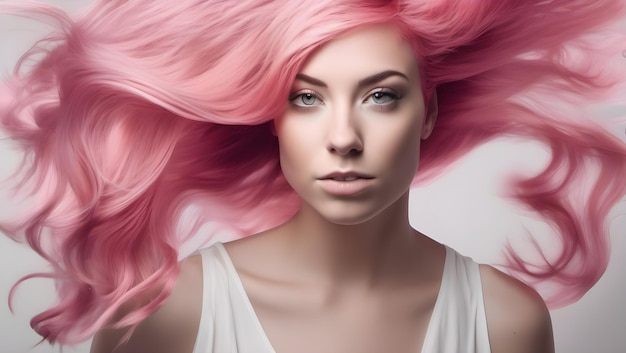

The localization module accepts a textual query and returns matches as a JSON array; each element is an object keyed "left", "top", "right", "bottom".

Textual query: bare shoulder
[
  {"left": 90, "top": 255, "right": 204, "bottom": 353},
  {"left": 479, "top": 265, "right": 554, "bottom": 353}
]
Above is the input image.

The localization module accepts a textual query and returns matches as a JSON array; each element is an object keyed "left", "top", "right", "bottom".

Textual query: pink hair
[{"left": 1, "top": 0, "right": 625, "bottom": 345}]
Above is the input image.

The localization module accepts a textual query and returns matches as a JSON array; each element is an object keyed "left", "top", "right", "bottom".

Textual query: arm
[
  {"left": 480, "top": 265, "right": 554, "bottom": 353},
  {"left": 90, "top": 255, "right": 203, "bottom": 353}
]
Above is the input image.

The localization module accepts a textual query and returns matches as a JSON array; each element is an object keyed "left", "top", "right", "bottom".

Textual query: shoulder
[
  {"left": 90, "top": 254, "right": 204, "bottom": 353},
  {"left": 479, "top": 265, "right": 554, "bottom": 353}
]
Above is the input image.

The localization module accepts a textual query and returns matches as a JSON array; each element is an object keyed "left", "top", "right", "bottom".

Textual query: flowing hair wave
[{"left": 1, "top": 0, "right": 625, "bottom": 345}]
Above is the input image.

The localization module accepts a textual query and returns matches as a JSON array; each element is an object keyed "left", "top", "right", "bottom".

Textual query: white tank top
[{"left": 191, "top": 242, "right": 492, "bottom": 353}]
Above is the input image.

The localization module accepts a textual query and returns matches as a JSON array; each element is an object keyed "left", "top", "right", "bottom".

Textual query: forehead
[{"left": 297, "top": 25, "right": 419, "bottom": 80}]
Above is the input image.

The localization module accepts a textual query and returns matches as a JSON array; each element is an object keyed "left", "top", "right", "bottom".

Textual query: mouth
[
  {"left": 316, "top": 172, "right": 375, "bottom": 196},
  {"left": 318, "top": 172, "right": 375, "bottom": 181},
  {"left": 329, "top": 176, "right": 360, "bottom": 181}
]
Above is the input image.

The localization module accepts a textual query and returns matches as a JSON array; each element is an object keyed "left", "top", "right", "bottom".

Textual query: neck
[{"left": 276, "top": 192, "right": 425, "bottom": 288}]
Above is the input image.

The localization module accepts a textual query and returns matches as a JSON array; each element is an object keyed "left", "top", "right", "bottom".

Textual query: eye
[
  {"left": 366, "top": 90, "right": 400, "bottom": 105},
  {"left": 289, "top": 91, "right": 322, "bottom": 107}
]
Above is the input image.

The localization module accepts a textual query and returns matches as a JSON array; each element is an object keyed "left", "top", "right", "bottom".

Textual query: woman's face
[{"left": 275, "top": 25, "right": 436, "bottom": 225}]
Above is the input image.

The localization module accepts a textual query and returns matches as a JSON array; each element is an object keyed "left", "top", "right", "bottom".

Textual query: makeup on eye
[
  {"left": 289, "top": 90, "right": 322, "bottom": 107},
  {"left": 288, "top": 88, "right": 404, "bottom": 109},
  {"left": 287, "top": 69, "right": 410, "bottom": 108},
  {"left": 364, "top": 89, "right": 402, "bottom": 105}
]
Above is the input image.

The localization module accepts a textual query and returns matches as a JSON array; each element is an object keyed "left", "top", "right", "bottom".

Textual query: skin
[{"left": 91, "top": 25, "right": 554, "bottom": 353}]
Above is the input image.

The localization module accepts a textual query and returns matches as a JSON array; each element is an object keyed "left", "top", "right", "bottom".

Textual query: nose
[{"left": 325, "top": 107, "right": 363, "bottom": 155}]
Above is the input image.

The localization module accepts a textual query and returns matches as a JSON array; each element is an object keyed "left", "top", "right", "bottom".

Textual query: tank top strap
[
  {"left": 420, "top": 246, "right": 492, "bottom": 353},
  {"left": 192, "top": 243, "right": 275, "bottom": 353}
]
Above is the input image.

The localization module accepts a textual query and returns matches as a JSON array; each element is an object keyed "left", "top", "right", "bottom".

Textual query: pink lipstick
[{"left": 317, "top": 172, "right": 374, "bottom": 196}]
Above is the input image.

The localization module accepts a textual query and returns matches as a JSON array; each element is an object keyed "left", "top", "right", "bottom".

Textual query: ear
[
  {"left": 270, "top": 119, "right": 278, "bottom": 136},
  {"left": 421, "top": 90, "right": 438, "bottom": 140}
]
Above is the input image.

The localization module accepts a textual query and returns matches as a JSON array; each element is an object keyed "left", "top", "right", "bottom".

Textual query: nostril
[
  {"left": 327, "top": 145, "right": 363, "bottom": 157},
  {"left": 326, "top": 136, "right": 363, "bottom": 155}
]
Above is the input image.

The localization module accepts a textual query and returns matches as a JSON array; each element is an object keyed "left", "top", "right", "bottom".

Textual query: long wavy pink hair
[{"left": 1, "top": 0, "right": 625, "bottom": 345}]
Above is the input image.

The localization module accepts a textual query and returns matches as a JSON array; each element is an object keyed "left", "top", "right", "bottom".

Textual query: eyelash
[
  {"left": 365, "top": 90, "right": 401, "bottom": 105},
  {"left": 288, "top": 90, "right": 321, "bottom": 108},
  {"left": 288, "top": 89, "right": 402, "bottom": 111}
]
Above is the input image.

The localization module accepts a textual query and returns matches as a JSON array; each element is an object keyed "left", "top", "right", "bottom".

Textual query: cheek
[
  {"left": 275, "top": 121, "right": 315, "bottom": 181},
  {"left": 277, "top": 137, "right": 299, "bottom": 175},
  {"left": 367, "top": 123, "right": 423, "bottom": 190},
  {"left": 391, "top": 136, "right": 422, "bottom": 181},
  {"left": 375, "top": 118, "right": 422, "bottom": 164}
]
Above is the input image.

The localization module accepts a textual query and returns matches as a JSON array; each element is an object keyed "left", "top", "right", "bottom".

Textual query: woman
[{"left": 2, "top": 1, "right": 625, "bottom": 352}]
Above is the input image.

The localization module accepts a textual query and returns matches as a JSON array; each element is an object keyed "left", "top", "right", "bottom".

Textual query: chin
[
  {"left": 301, "top": 192, "right": 409, "bottom": 226},
  {"left": 315, "top": 205, "right": 385, "bottom": 226}
]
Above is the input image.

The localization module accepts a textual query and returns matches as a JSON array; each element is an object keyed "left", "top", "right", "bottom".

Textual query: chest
[
  {"left": 194, "top": 245, "right": 491, "bottom": 353},
  {"left": 244, "top": 279, "right": 440, "bottom": 353},
  {"left": 256, "top": 307, "right": 432, "bottom": 353}
]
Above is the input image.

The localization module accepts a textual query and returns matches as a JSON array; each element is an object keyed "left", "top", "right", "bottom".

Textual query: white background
[{"left": 1, "top": 1, "right": 625, "bottom": 352}]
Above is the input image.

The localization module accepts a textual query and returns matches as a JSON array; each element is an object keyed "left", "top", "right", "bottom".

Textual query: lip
[
  {"left": 318, "top": 171, "right": 375, "bottom": 180},
  {"left": 316, "top": 171, "right": 375, "bottom": 196}
]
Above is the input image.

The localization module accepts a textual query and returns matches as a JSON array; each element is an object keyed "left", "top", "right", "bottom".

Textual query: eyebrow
[{"left": 294, "top": 70, "right": 410, "bottom": 88}]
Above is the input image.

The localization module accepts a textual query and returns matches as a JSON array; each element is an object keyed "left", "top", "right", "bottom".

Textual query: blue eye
[
  {"left": 290, "top": 92, "right": 322, "bottom": 107},
  {"left": 368, "top": 91, "right": 399, "bottom": 105},
  {"left": 300, "top": 93, "right": 318, "bottom": 105}
]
